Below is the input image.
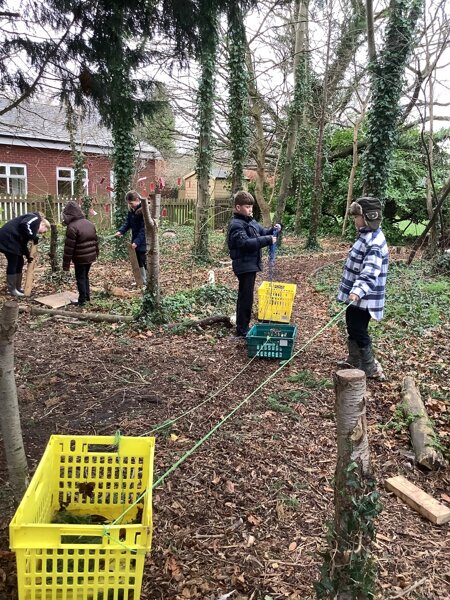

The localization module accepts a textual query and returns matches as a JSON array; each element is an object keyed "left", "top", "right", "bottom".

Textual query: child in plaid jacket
[{"left": 337, "top": 196, "right": 389, "bottom": 379}]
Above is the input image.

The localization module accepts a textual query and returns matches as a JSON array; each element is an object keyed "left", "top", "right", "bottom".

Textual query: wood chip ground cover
[{"left": 0, "top": 236, "right": 448, "bottom": 600}]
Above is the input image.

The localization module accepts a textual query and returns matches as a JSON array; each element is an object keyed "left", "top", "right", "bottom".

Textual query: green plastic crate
[{"left": 246, "top": 324, "right": 297, "bottom": 359}]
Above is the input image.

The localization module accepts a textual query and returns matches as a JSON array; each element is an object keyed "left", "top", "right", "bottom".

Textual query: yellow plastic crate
[
  {"left": 257, "top": 281, "right": 297, "bottom": 323},
  {"left": 10, "top": 434, "right": 155, "bottom": 600}
]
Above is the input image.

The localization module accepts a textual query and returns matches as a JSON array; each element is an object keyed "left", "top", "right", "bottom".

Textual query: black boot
[
  {"left": 6, "top": 274, "right": 24, "bottom": 297},
  {"left": 16, "top": 273, "right": 25, "bottom": 294},
  {"left": 360, "top": 344, "right": 385, "bottom": 380},
  {"left": 337, "top": 338, "right": 361, "bottom": 369}
]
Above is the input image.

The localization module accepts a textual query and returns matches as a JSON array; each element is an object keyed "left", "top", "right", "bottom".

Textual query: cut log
[
  {"left": 20, "top": 306, "right": 133, "bottom": 323},
  {"left": 127, "top": 242, "right": 143, "bottom": 287},
  {"left": 385, "top": 475, "right": 450, "bottom": 525},
  {"left": 24, "top": 244, "right": 38, "bottom": 296},
  {"left": 401, "top": 376, "right": 447, "bottom": 470}
]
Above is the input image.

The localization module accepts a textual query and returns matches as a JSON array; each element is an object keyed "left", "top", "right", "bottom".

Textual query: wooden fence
[
  {"left": 0, "top": 195, "right": 233, "bottom": 230},
  {"left": 0, "top": 196, "right": 113, "bottom": 229}
]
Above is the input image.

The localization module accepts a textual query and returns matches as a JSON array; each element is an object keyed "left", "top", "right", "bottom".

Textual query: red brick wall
[{"left": 0, "top": 144, "right": 156, "bottom": 199}]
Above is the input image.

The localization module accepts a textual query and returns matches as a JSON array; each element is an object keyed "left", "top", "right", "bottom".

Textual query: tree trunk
[
  {"left": 142, "top": 194, "right": 161, "bottom": 308},
  {"left": 0, "top": 302, "right": 29, "bottom": 504},
  {"left": 275, "top": 0, "right": 309, "bottom": 227},
  {"left": 306, "top": 5, "right": 332, "bottom": 250},
  {"left": 342, "top": 105, "right": 367, "bottom": 236},
  {"left": 246, "top": 45, "right": 271, "bottom": 227},
  {"left": 316, "top": 369, "right": 380, "bottom": 599},
  {"left": 193, "top": 18, "right": 218, "bottom": 263},
  {"left": 227, "top": 4, "right": 249, "bottom": 195},
  {"left": 401, "top": 376, "right": 447, "bottom": 470},
  {"left": 49, "top": 223, "right": 59, "bottom": 273}
]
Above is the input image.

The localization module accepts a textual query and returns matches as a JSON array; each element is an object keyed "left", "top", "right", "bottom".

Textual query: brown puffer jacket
[{"left": 62, "top": 202, "right": 99, "bottom": 269}]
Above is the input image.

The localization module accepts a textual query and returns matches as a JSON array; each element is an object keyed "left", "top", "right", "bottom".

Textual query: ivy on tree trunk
[
  {"left": 227, "top": 3, "right": 249, "bottom": 194},
  {"left": 362, "top": 0, "right": 423, "bottom": 201},
  {"left": 193, "top": 10, "right": 218, "bottom": 263}
]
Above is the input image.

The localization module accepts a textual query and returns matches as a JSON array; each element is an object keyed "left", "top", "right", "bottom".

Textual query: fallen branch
[
  {"left": 401, "top": 376, "right": 447, "bottom": 470},
  {"left": 20, "top": 306, "right": 134, "bottom": 323},
  {"left": 167, "top": 315, "right": 233, "bottom": 330}
]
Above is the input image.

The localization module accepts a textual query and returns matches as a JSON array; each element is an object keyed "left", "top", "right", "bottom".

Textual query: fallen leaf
[
  {"left": 288, "top": 541, "right": 297, "bottom": 552},
  {"left": 169, "top": 433, "right": 179, "bottom": 442},
  {"left": 247, "top": 514, "right": 261, "bottom": 526},
  {"left": 247, "top": 535, "right": 255, "bottom": 547},
  {"left": 441, "top": 493, "right": 450, "bottom": 503},
  {"left": 44, "top": 396, "right": 62, "bottom": 408},
  {"left": 225, "top": 480, "right": 235, "bottom": 494}
]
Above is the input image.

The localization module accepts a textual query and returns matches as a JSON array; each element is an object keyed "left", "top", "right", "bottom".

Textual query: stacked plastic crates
[
  {"left": 246, "top": 281, "right": 298, "bottom": 359},
  {"left": 10, "top": 434, "right": 155, "bottom": 600}
]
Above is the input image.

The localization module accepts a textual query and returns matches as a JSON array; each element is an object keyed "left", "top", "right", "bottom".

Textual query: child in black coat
[
  {"left": 227, "top": 191, "right": 281, "bottom": 337},
  {"left": 0, "top": 212, "right": 50, "bottom": 296}
]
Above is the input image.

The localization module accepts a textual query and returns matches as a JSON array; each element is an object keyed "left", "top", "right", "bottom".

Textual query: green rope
[
  {"left": 139, "top": 333, "right": 275, "bottom": 436},
  {"left": 103, "top": 302, "right": 350, "bottom": 537}
]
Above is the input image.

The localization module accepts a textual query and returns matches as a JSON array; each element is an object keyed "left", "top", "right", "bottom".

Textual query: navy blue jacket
[
  {"left": 118, "top": 205, "right": 146, "bottom": 252},
  {"left": 0, "top": 213, "right": 41, "bottom": 258},
  {"left": 227, "top": 213, "right": 275, "bottom": 275}
]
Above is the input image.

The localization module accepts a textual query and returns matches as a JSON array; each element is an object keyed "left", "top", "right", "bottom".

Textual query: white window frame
[
  {"left": 56, "top": 167, "right": 89, "bottom": 196},
  {"left": 0, "top": 163, "right": 27, "bottom": 195}
]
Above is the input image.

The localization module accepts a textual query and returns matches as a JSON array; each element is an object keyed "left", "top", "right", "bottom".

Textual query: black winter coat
[
  {"left": 227, "top": 213, "right": 275, "bottom": 275},
  {"left": 62, "top": 202, "right": 99, "bottom": 269},
  {"left": 0, "top": 213, "right": 41, "bottom": 258},
  {"left": 118, "top": 204, "right": 146, "bottom": 252}
]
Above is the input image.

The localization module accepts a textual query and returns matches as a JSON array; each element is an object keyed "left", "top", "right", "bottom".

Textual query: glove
[
  {"left": 33, "top": 237, "right": 39, "bottom": 245},
  {"left": 27, "top": 256, "right": 34, "bottom": 264}
]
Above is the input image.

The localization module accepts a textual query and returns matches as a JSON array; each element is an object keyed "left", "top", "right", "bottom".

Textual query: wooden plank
[
  {"left": 24, "top": 244, "right": 39, "bottom": 296},
  {"left": 385, "top": 475, "right": 450, "bottom": 525},
  {"left": 127, "top": 242, "right": 143, "bottom": 287},
  {"left": 34, "top": 291, "right": 79, "bottom": 308}
]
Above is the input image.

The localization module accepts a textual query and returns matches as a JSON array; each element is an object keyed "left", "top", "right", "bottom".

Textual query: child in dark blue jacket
[
  {"left": 115, "top": 191, "right": 147, "bottom": 284},
  {"left": 227, "top": 191, "right": 280, "bottom": 337}
]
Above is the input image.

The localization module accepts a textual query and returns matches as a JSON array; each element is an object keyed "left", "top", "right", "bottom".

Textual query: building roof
[{"left": 0, "top": 99, "right": 162, "bottom": 159}]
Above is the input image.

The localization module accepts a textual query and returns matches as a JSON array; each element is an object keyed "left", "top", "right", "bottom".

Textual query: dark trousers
[
  {"left": 136, "top": 250, "right": 147, "bottom": 269},
  {"left": 346, "top": 304, "right": 371, "bottom": 347},
  {"left": 236, "top": 272, "right": 256, "bottom": 336},
  {"left": 2, "top": 252, "right": 24, "bottom": 275},
  {"left": 74, "top": 263, "right": 91, "bottom": 305}
]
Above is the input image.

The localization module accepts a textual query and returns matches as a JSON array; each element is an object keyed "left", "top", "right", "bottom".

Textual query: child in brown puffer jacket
[{"left": 62, "top": 201, "right": 99, "bottom": 306}]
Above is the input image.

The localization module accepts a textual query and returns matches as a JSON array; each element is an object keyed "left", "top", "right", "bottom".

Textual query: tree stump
[
  {"left": 316, "top": 369, "right": 381, "bottom": 599},
  {"left": 0, "top": 301, "right": 29, "bottom": 503}
]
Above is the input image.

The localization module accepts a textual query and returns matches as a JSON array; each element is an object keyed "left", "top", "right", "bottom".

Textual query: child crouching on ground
[
  {"left": 227, "top": 191, "right": 281, "bottom": 338},
  {"left": 337, "top": 196, "right": 389, "bottom": 379}
]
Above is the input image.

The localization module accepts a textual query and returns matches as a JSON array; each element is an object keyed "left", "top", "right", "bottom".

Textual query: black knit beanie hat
[{"left": 349, "top": 196, "right": 382, "bottom": 230}]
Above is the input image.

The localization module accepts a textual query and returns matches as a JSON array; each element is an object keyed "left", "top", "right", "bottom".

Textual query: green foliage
[
  {"left": 136, "top": 283, "right": 237, "bottom": 326},
  {"left": 362, "top": 0, "right": 423, "bottom": 200},
  {"left": 430, "top": 253, "right": 450, "bottom": 276}
]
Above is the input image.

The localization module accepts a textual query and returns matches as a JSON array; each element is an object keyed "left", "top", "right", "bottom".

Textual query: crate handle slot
[
  {"left": 86, "top": 443, "right": 118, "bottom": 453},
  {"left": 61, "top": 535, "right": 103, "bottom": 544}
]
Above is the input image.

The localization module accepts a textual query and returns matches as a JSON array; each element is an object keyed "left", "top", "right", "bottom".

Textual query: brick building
[{"left": 0, "top": 100, "right": 161, "bottom": 200}]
